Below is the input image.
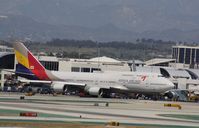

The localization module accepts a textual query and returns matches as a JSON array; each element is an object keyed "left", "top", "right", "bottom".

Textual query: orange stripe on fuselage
[{"left": 28, "top": 52, "right": 50, "bottom": 80}]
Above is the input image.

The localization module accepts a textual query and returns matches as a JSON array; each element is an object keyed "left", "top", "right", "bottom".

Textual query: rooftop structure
[
  {"left": 88, "top": 56, "right": 121, "bottom": 63},
  {"left": 145, "top": 58, "right": 175, "bottom": 66},
  {"left": 0, "top": 45, "right": 13, "bottom": 52}
]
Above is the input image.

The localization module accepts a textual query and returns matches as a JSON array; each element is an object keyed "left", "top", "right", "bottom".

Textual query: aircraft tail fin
[{"left": 13, "top": 42, "right": 50, "bottom": 80}]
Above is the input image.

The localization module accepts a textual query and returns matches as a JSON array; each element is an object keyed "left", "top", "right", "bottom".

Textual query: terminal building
[
  {"left": 172, "top": 45, "right": 199, "bottom": 68},
  {"left": 145, "top": 58, "right": 175, "bottom": 67},
  {"left": 0, "top": 46, "right": 15, "bottom": 89},
  {"left": 38, "top": 56, "right": 144, "bottom": 72},
  {"left": 0, "top": 45, "right": 14, "bottom": 69},
  {"left": 0, "top": 44, "right": 199, "bottom": 92}
]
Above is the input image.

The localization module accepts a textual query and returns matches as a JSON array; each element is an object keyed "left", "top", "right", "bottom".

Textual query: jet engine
[
  {"left": 164, "top": 91, "right": 176, "bottom": 99},
  {"left": 51, "top": 81, "right": 65, "bottom": 92},
  {"left": 87, "top": 87, "right": 102, "bottom": 96},
  {"left": 51, "top": 81, "right": 85, "bottom": 94}
]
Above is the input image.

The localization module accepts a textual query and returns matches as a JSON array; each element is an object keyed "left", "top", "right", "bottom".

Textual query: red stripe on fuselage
[{"left": 28, "top": 52, "right": 50, "bottom": 80}]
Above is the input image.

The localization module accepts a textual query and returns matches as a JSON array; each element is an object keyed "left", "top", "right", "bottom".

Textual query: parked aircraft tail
[{"left": 13, "top": 42, "right": 50, "bottom": 80}]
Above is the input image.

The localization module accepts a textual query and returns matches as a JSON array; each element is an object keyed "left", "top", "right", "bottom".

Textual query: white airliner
[{"left": 13, "top": 42, "right": 174, "bottom": 97}]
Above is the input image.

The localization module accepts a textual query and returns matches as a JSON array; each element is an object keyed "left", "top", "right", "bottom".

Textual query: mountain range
[{"left": 0, "top": 0, "right": 199, "bottom": 42}]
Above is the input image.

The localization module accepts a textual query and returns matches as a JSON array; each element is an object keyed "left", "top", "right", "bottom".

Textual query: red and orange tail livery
[{"left": 13, "top": 42, "right": 50, "bottom": 80}]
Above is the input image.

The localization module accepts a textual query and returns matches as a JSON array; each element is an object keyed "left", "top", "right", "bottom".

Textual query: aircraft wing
[
  {"left": 2, "top": 69, "right": 34, "bottom": 76},
  {"left": 96, "top": 84, "right": 129, "bottom": 91},
  {"left": 18, "top": 79, "right": 86, "bottom": 86},
  {"left": 52, "top": 81, "right": 86, "bottom": 86},
  {"left": 110, "top": 85, "right": 129, "bottom": 91},
  {"left": 17, "top": 79, "right": 52, "bottom": 84}
]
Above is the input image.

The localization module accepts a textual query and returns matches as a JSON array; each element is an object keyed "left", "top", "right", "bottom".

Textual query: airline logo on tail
[{"left": 13, "top": 42, "right": 50, "bottom": 80}]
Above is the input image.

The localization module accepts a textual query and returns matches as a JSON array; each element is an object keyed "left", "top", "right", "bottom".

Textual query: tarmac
[{"left": 0, "top": 93, "right": 199, "bottom": 128}]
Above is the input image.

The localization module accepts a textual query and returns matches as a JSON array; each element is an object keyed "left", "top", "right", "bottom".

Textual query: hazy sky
[{"left": 0, "top": 0, "right": 199, "bottom": 42}]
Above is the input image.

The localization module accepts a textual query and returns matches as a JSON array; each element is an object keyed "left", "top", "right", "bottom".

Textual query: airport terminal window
[
  {"left": 172, "top": 48, "right": 179, "bottom": 62},
  {"left": 40, "top": 61, "right": 59, "bottom": 71},
  {"left": 179, "top": 48, "right": 185, "bottom": 63},
  {"left": 0, "top": 54, "right": 14, "bottom": 69},
  {"left": 185, "top": 48, "right": 191, "bottom": 64},
  {"left": 191, "top": 49, "right": 196, "bottom": 64},
  {"left": 196, "top": 49, "right": 199, "bottom": 63},
  {"left": 71, "top": 67, "right": 80, "bottom": 72},
  {"left": 172, "top": 48, "right": 177, "bottom": 60},
  {"left": 91, "top": 68, "right": 101, "bottom": 72},
  {"left": 175, "top": 48, "right": 179, "bottom": 62},
  {"left": 81, "top": 68, "right": 90, "bottom": 72}
]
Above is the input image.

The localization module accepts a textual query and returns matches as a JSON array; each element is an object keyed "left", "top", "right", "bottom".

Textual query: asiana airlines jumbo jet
[{"left": 13, "top": 42, "right": 174, "bottom": 97}]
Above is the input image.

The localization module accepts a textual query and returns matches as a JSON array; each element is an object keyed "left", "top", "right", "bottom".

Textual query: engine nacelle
[
  {"left": 164, "top": 91, "right": 175, "bottom": 99},
  {"left": 51, "top": 82, "right": 85, "bottom": 93},
  {"left": 87, "top": 87, "right": 102, "bottom": 96},
  {"left": 51, "top": 81, "right": 65, "bottom": 92}
]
